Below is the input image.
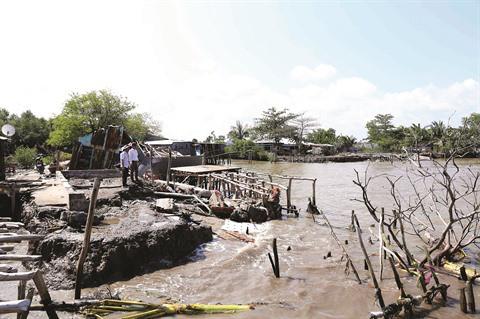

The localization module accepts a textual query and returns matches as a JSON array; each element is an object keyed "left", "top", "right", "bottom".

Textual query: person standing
[
  {"left": 120, "top": 145, "right": 130, "bottom": 187},
  {"left": 128, "top": 142, "right": 140, "bottom": 182}
]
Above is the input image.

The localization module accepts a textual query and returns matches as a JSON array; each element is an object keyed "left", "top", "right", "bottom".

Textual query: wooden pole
[
  {"left": 353, "top": 214, "right": 385, "bottom": 310},
  {"left": 466, "top": 277, "right": 476, "bottom": 313},
  {"left": 166, "top": 148, "right": 172, "bottom": 185},
  {"left": 379, "top": 208, "right": 385, "bottom": 280},
  {"left": 459, "top": 288, "right": 467, "bottom": 313},
  {"left": 312, "top": 179, "right": 316, "bottom": 206},
  {"left": 286, "top": 178, "right": 292, "bottom": 210},
  {"left": 19, "top": 288, "right": 34, "bottom": 319},
  {"left": 33, "top": 271, "right": 58, "bottom": 319},
  {"left": 74, "top": 177, "right": 101, "bottom": 300},
  {"left": 272, "top": 238, "right": 280, "bottom": 278}
]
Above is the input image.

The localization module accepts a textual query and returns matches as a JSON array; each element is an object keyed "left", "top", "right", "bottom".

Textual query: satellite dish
[{"left": 1, "top": 124, "right": 15, "bottom": 137}]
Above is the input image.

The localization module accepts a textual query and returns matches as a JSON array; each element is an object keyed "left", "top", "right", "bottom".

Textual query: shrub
[{"left": 14, "top": 146, "right": 37, "bottom": 168}]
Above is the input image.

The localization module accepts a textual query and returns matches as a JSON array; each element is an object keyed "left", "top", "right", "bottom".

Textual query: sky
[{"left": 0, "top": 0, "right": 478, "bottom": 140}]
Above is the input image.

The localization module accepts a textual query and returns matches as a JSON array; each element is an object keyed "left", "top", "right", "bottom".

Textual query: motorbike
[{"left": 35, "top": 157, "right": 45, "bottom": 174}]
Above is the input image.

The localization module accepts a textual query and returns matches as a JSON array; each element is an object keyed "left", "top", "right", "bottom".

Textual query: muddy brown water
[{"left": 4, "top": 159, "right": 480, "bottom": 318}]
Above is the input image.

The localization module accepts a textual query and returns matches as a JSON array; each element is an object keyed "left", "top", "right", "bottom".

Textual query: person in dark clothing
[{"left": 120, "top": 145, "right": 130, "bottom": 187}]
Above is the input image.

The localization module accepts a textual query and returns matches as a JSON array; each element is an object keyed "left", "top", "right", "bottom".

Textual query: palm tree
[
  {"left": 430, "top": 121, "right": 446, "bottom": 152},
  {"left": 228, "top": 121, "right": 249, "bottom": 140}
]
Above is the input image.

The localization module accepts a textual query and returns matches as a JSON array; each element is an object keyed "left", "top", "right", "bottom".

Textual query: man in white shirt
[
  {"left": 128, "top": 142, "right": 140, "bottom": 182},
  {"left": 120, "top": 145, "right": 130, "bottom": 187}
]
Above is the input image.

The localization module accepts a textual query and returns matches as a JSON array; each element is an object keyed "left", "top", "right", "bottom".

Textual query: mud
[{"left": 28, "top": 200, "right": 212, "bottom": 290}]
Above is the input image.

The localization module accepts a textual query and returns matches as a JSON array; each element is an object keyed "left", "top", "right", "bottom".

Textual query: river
[
  {"left": 13, "top": 159, "right": 480, "bottom": 318},
  {"left": 97, "top": 159, "right": 480, "bottom": 319}
]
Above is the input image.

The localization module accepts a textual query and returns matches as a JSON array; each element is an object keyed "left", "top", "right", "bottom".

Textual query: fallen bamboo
[
  {"left": 74, "top": 177, "right": 101, "bottom": 300},
  {"left": 353, "top": 214, "right": 385, "bottom": 309}
]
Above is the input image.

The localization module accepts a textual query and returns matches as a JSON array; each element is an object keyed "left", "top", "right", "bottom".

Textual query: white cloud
[
  {"left": 0, "top": 1, "right": 478, "bottom": 141},
  {"left": 290, "top": 64, "right": 337, "bottom": 81}
]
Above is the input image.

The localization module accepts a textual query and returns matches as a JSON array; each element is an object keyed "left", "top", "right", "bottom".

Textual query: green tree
[
  {"left": 204, "top": 131, "right": 225, "bottom": 143},
  {"left": 253, "top": 107, "right": 299, "bottom": 144},
  {"left": 306, "top": 128, "right": 337, "bottom": 145},
  {"left": 10, "top": 111, "right": 51, "bottom": 147},
  {"left": 429, "top": 120, "right": 447, "bottom": 152},
  {"left": 48, "top": 90, "right": 160, "bottom": 146},
  {"left": 335, "top": 135, "right": 357, "bottom": 152},
  {"left": 225, "top": 139, "right": 267, "bottom": 160},
  {"left": 366, "top": 114, "right": 402, "bottom": 151},
  {"left": 124, "top": 113, "right": 161, "bottom": 141},
  {"left": 14, "top": 146, "right": 37, "bottom": 168},
  {"left": 228, "top": 121, "right": 250, "bottom": 140}
]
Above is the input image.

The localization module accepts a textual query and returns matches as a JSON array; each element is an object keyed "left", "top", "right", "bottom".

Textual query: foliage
[
  {"left": 125, "top": 113, "right": 161, "bottom": 141},
  {"left": 10, "top": 111, "right": 51, "bottom": 147},
  {"left": 0, "top": 108, "right": 51, "bottom": 148},
  {"left": 335, "top": 135, "right": 357, "bottom": 152},
  {"left": 204, "top": 131, "right": 226, "bottom": 143},
  {"left": 366, "top": 114, "right": 409, "bottom": 152},
  {"left": 291, "top": 114, "right": 317, "bottom": 148},
  {"left": 228, "top": 121, "right": 250, "bottom": 140},
  {"left": 253, "top": 107, "right": 299, "bottom": 144},
  {"left": 48, "top": 90, "right": 160, "bottom": 147},
  {"left": 306, "top": 128, "right": 337, "bottom": 145},
  {"left": 225, "top": 139, "right": 268, "bottom": 160},
  {"left": 14, "top": 146, "right": 37, "bottom": 168}
]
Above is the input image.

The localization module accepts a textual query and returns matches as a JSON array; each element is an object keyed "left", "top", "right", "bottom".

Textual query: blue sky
[
  {"left": 0, "top": 0, "right": 478, "bottom": 139},
  {"left": 185, "top": 1, "right": 478, "bottom": 91}
]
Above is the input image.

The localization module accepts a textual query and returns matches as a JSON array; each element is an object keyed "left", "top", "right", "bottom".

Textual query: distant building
[
  {"left": 304, "top": 143, "right": 336, "bottom": 155},
  {"left": 255, "top": 138, "right": 297, "bottom": 155}
]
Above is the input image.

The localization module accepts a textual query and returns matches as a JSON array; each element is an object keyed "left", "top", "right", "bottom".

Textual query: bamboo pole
[
  {"left": 74, "top": 177, "right": 101, "bottom": 299},
  {"left": 353, "top": 214, "right": 385, "bottom": 309}
]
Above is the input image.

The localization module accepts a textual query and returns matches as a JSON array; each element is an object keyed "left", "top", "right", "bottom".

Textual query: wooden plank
[
  {"left": 0, "top": 264, "right": 17, "bottom": 272},
  {"left": 0, "top": 271, "right": 37, "bottom": 281},
  {"left": 0, "top": 235, "right": 44, "bottom": 243},
  {"left": 61, "top": 169, "right": 121, "bottom": 179},
  {"left": 171, "top": 165, "right": 241, "bottom": 175},
  {"left": 0, "top": 255, "right": 41, "bottom": 261},
  {"left": 0, "top": 299, "right": 31, "bottom": 314},
  {"left": 0, "top": 217, "right": 12, "bottom": 221}
]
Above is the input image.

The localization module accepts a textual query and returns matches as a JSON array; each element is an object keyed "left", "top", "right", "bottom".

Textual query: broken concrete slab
[{"left": 155, "top": 198, "right": 175, "bottom": 214}]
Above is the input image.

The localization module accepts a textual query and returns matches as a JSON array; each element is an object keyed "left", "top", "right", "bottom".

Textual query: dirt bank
[{"left": 30, "top": 202, "right": 212, "bottom": 290}]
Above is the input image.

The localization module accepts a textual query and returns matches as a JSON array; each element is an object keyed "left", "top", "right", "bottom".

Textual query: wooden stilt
[{"left": 74, "top": 178, "right": 101, "bottom": 300}]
